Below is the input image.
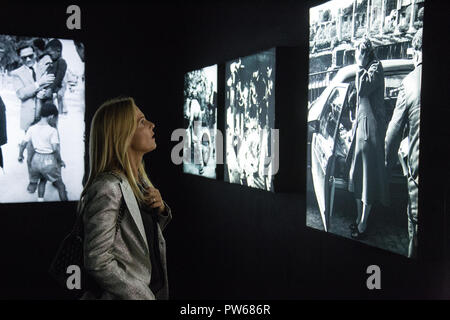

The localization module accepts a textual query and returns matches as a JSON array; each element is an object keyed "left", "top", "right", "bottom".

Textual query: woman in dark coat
[{"left": 347, "top": 37, "right": 389, "bottom": 239}]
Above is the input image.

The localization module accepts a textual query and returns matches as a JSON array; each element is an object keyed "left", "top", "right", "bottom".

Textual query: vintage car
[{"left": 307, "top": 59, "right": 415, "bottom": 232}]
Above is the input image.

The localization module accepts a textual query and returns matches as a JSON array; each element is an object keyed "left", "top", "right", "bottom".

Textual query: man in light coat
[{"left": 10, "top": 42, "right": 54, "bottom": 192}]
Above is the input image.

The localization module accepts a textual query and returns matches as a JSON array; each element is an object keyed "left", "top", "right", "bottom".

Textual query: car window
[
  {"left": 319, "top": 86, "right": 347, "bottom": 139},
  {"left": 385, "top": 72, "right": 410, "bottom": 120},
  {"left": 385, "top": 73, "right": 408, "bottom": 99},
  {"left": 342, "top": 71, "right": 409, "bottom": 97}
]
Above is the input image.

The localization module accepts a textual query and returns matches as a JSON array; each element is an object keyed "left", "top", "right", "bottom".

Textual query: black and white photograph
[
  {"left": 306, "top": 0, "right": 424, "bottom": 257},
  {"left": 0, "top": 35, "right": 85, "bottom": 203},
  {"left": 183, "top": 64, "right": 217, "bottom": 179},
  {"left": 225, "top": 48, "right": 276, "bottom": 192}
]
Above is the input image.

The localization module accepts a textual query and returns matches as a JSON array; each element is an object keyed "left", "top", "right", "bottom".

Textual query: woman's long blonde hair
[{"left": 80, "top": 96, "right": 153, "bottom": 205}]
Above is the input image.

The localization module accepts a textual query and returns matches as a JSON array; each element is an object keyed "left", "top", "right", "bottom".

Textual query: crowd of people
[{"left": 225, "top": 50, "right": 275, "bottom": 191}]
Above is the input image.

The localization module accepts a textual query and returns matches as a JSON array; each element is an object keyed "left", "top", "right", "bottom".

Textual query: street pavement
[
  {"left": 306, "top": 173, "right": 409, "bottom": 257},
  {"left": 0, "top": 84, "right": 85, "bottom": 203}
]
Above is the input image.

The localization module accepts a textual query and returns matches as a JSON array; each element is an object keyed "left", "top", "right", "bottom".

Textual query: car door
[{"left": 310, "top": 84, "right": 349, "bottom": 232}]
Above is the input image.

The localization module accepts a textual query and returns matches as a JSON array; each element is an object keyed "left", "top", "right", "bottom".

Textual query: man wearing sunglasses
[
  {"left": 11, "top": 42, "right": 55, "bottom": 131},
  {"left": 11, "top": 42, "right": 55, "bottom": 193}
]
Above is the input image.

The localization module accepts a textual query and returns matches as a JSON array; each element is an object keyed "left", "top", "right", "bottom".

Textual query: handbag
[{"left": 49, "top": 193, "right": 126, "bottom": 293}]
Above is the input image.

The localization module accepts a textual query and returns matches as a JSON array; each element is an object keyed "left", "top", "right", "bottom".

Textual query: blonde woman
[{"left": 79, "top": 97, "right": 171, "bottom": 300}]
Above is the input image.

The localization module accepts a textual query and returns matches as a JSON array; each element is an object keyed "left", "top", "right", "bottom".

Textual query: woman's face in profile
[{"left": 129, "top": 105, "right": 156, "bottom": 154}]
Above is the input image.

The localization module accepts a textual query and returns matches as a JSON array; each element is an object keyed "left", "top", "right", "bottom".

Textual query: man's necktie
[{"left": 31, "top": 67, "right": 36, "bottom": 81}]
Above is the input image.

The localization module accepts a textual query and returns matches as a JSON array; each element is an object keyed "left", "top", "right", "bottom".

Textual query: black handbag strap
[
  {"left": 74, "top": 196, "right": 126, "bottom": 238},
  {"left": 115, "top": 200, "right": 126, "bottom": 235},
  {"left": 72, "top": 197, "right": 86, "bottom": 237}
]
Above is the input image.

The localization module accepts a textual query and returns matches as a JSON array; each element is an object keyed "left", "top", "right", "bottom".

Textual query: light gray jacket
[{"left": 80, "top": 171, "right": 171, "bottom": 300}]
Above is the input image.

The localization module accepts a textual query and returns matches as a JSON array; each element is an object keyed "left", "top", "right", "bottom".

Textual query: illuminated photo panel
[
  {"left": 306, "top": 0, "right": 424, "bottom": 257},
  {"left": 225, "top": 48, "right": 276, "bottom": 192},
  {"left": 0, "top": 35, "right": 85, "bottom": 203},
  {"left": 183, "top": 64, "right": 218, "bottom": 179}
]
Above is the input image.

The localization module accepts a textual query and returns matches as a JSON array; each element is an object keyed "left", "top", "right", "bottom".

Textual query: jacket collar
[
  {"left": 363, "top": 59, "right": 378, "bottom": 70},
  {"left": 109, "top": 171, "right": 149, "bottom": 252}
]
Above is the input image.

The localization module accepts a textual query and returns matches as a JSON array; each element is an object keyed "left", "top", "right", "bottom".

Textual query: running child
[{"left": 18, "top": 102, "right": 67, "bottom": 201}]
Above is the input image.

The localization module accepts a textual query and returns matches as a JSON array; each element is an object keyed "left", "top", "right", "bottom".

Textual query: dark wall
[{"left": 0, "top": 1, "right": 448, "bottom": 299}]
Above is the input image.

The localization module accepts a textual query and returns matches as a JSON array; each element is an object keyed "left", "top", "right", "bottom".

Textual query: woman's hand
[{"left": 144, "top": 186, "right": 166, "bottom": 214}]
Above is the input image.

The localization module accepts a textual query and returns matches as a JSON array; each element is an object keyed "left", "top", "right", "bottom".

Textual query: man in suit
[
  {"left": 385, "top": 28, "right": 423, "bottom": 258},
  {"left": 10, "top": 42, "right": 54, "bottom": 192},
  {"left": 11, "top": 42, "right": 54, "bottom": 132}
]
